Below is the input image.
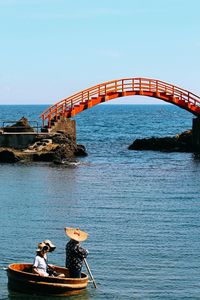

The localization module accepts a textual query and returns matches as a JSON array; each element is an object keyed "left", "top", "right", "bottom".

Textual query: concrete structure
[
  {"left": 192, "top": 117, "right": 200, "bottom": 151},
  {"left": 0, "top": 118, "right": 76, "bottom": 150},
  {"left": 0, "top": 132, "right": 38, "bottom": 149}
]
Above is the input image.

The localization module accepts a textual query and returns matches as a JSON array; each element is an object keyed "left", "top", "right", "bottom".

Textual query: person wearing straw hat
[
  {"left": 65, "top": 227, "right": 89, "bottom": 278},
  {"left": 32, "top": 242, "right": 50, "bottom": 276}
]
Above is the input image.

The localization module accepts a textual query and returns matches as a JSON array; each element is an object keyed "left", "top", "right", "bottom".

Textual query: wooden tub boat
[{"left": 7, "top": 263, "right": 88, "bottom": 296}]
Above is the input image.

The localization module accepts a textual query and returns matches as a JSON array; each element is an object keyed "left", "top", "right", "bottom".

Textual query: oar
[{"left": 84, "top": 258, "right": 97, "bottom": 288}]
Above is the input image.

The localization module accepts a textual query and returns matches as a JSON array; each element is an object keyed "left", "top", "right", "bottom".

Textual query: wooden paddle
[{"left": 84, "top": 258, "right": 97, "bottom": 288}]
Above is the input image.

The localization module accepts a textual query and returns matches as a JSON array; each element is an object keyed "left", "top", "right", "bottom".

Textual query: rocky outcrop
[
  {"left": 128, "top": 130, "right": 194, "bottom": 152},
  {"left": 0, "top": 149, "right": 20, "bottom": 163},
  {"left": 74, "top": 144, "right": 88, "bottom": 157},
  {"left": 0, "top": 132, "right": 87, "bottom": 164},
  {"left": 0, "top": 118, "right": 87, "bottom": 164}
]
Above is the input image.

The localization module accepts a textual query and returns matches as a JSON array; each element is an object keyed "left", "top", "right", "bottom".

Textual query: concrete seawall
[
  {"left": 0, "top": 118, "right": 88, "bottom": 163},
  {"left": 0, "top": 132, "right": 39, "bottom": 149},
  {"left": 0, "top": 118, "right": 76, "bottom": 150}
]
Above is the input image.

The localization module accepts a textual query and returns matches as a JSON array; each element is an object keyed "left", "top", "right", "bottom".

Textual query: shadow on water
[
  {"left": 8, "top": 288, "right": 92, "bottom": 300},
  {"left": 193, "top": 152, "right": 200, "bottom": 160}
]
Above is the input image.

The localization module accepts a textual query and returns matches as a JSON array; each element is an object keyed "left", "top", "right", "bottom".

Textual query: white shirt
[{"left": 33, "top": 255, "right": 49, "bottom": 276}]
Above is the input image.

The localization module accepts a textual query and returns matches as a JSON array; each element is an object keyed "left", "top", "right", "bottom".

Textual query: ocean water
[{"left": 0, "top": 104, "right": 200, "bottom": 300}]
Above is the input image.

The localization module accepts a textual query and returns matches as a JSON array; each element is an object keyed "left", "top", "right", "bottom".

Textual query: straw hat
[
  {"left": 43, "top": 240, "right": 56, "bottom": 250},
  {"left": 36, "top": 242, "right": 49, "bottom": 252},
  {"left": 65, "top": 227, "right": 88, "bottom": 242}
]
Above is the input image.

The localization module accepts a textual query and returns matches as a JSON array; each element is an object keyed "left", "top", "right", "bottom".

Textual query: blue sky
[{"left": 0, "top": 0, "right": 200, "bottom": 104}]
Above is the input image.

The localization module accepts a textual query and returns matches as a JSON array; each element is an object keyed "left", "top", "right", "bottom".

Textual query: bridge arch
[{"left": 40, "top": 78, "right": 200, "bottom": 127}]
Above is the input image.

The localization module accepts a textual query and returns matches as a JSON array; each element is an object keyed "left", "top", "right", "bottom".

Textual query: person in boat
[
  {"left": 42, "top": 239, "right": 65, "bottom": 278},
  {"left": 32, "top": 242, "right": 49, "bottom": 276},
  {"left": 65, "top": 227, "right": 89, "bottom": 278},
  {"left": 43, "top": 239, "right": 57, "bottom": 276},
  {"left": 43, "top": 239, "right": 56, "bottom": 262}
]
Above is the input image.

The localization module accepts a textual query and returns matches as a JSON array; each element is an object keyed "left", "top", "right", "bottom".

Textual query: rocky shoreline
[
  {"left": 128, "top": 130, "right": 194, "bottom": 152},
  {"left": 0, "top": 118, "right": 87, "bottom": 164},
  {"left": 0, "top": 133, "right": 87, "bottom": 164},
  {"left": 0, "top": 118, "right": 197, "bottom": 163}
]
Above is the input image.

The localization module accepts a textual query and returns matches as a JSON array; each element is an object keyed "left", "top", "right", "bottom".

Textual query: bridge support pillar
[
  {"left": 50, "top": 117, "right": 76, "bottom": 144},
  {"left": 192, "top": 117, "right": 200, "bottom": 151}
]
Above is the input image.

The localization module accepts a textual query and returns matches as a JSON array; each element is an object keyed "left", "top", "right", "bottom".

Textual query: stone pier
[
  {"left": 49, "top": 117, "right": 76, "bottom": 143},
  {"left": 0, "top": 118, "right": 76, "bottom": 150},
  {"left": 192, "top": 117, "right": 200, "bottom": 151},
  {"left": 0, "top": 117, "right": 87, "bottom": 163}
]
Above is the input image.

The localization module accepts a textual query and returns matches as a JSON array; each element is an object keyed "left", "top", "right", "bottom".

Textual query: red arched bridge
[{"left": 40, "top": 78, "right": 200, "bottom": 128}]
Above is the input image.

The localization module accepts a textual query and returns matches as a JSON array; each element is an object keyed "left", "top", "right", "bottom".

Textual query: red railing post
[
  {"left": 156, "top": 80, "right": 158, "bottom": 94},
  {"left": 55, "top": 104, "right": 58, "bottom": 121},
  {"left": 172, "top": 85, "right": 174, "bottom": 97},
  {"left": 115, "top": 81, "right": 117, "bottom": 93},
  {"left": 133, "top": 78, "right": 136, "bottom": 91},
  {"left": 149, "top": 79, "right": 152, "bottom": 92}
]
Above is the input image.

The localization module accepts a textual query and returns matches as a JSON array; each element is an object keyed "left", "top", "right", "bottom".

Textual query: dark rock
[
  {"left": 128, "top": 130, "right": 193, "bottom": 152},
  {"left": 176, "top": 130, "right": 193, "bottom": 151},
  {"left": 0, "top": 149, "right": 19, "bottom": 163},
  {"left": 53, "top": 144, "right": 74, "bottom": 161},
  {"left": 51, "top": 133, "right": 68, "bottom": 144},
  {"left": 57, "top": 130, "right": 65, "bottom": 134},
  {"left": 74, "top": 144, "right": 88, "bottom": 156},
  {"left": 53, "top": 157, "right": 63, "bottom": 165},
  {"left": 32, "top": 152, "right": 56, "bottom": 162}
]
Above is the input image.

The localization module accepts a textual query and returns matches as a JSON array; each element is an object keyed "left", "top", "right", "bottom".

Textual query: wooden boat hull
[{"left": 7, "top": 263, "right": 88, "bottom": 296}]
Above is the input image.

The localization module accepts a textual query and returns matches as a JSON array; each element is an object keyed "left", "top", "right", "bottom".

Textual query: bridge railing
[{"left": 40, "top": 78, "right": 200, "bottom": 127}]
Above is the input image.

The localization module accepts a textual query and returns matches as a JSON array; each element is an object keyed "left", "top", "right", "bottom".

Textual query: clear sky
[{"left": 0, "top": 0, "right": 200, "bottom": 105}]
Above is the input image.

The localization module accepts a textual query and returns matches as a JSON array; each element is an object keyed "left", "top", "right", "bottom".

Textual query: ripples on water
[{"left": 0, "top": 104, "right": 200, "bottom": 299}]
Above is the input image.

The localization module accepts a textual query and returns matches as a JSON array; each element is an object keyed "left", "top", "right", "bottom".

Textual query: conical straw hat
[{"left": 65, "top": 227, "right": 88, "bottom": 242}]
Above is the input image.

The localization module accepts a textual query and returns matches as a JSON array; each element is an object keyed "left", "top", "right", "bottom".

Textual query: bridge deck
[{"left": 40, "top": 78, "right": 200, "bottom": 128}]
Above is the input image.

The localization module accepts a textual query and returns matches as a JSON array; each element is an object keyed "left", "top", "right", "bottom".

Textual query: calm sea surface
[{"left": 0, "top": 104, "right": 200, "bottom": 300}]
